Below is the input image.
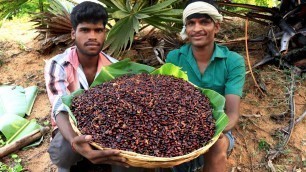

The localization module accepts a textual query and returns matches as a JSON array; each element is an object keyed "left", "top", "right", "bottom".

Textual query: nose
[
  {"left": 88, "top": 30, "right": 97, "bottom": 40},
  {"left": 193, "top": 22, "right": 202, "bottom": 32}
]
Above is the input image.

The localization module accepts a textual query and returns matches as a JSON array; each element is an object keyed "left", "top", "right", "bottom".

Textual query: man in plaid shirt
[{"left": 44, "top": 1, "right": 144, "bottom": 172}]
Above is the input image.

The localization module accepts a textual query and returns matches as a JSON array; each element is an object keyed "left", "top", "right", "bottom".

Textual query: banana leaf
[
  {"left": 62, "top": 59, "right": 155, "bottom": 108},
  {"left": 62, "top": 60, "right": 228, "bottom": 138},
  {"left": 0, "top": 114, "right": 41, "bottom": 145},
  {"left": 24, "top": 86, "right": 39, "bottom": 116},
  {"left": 0, "top": 85, "right": 42, "bottom": 147},
  {"left": 0, "top": 85, "right": 38, "bottom": 117},
  {"left": 92, "top": 58, "right": 155, "bottom": 87}
]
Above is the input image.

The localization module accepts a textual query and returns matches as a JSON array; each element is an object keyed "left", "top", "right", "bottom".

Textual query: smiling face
[
  {"left": 71, "top": 21, "right": 106, "bottom": 58},
  {"left": 185, "top": 14, "right": 220, "bottom": 48}
]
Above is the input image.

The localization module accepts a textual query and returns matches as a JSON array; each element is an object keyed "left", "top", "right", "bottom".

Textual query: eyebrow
[{"left": 78, "top": 26, "right": 105, "bottom": 30}]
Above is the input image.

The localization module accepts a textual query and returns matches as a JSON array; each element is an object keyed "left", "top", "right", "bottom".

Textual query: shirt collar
[
  {"left": 179, "top": 42, "right": 228, "bottom": 80},
  {"left": 179, "top": 42, "right": 227, "bottom": 62},
  {"left": 65, "top": 46, "right": 111, "bottom": 72},
  {"left": 211, "top": 43, "right": 227, "bottom": 61},
  {"left": 65, "top": 46, "right": 79, "bottom": 70}
]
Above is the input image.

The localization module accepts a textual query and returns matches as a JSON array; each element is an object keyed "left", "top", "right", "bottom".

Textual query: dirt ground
[{"left": 0, "top": 18, "right": 305, "bottom": 172}]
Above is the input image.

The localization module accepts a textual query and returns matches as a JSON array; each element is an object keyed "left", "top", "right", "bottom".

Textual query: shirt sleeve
[
  {"left": 44, "top": 60, "right": 70, "bottom": 122},
  {"left": 225, "top": 53, "right": 246, "bottom": 97},
  {"left": 165, "top": 50, "right": 179, "bottom": 64}
]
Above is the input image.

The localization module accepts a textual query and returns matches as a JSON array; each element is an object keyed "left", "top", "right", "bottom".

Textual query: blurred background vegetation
[
  {"left": 0, "top": 0, "right": 279, "bottom": 20},
  {"left": 0, "top": 0, "right": 281, "bottom": 58}
]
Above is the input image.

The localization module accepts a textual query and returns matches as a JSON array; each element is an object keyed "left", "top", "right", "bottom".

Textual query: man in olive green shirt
[{"left": 165, "top": 0, "right": 245, "bottom": 172}]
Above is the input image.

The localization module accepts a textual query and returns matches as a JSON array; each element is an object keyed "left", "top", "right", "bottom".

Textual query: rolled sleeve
[
  {"left": 225, "top": 54, "right": 246, "bottom": 97},
  {"left": 52, "top": 96, "right": 69, "bottom": 119}
]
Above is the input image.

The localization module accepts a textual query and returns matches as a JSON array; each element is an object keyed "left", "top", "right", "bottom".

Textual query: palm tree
[
  {"left": 5, "top": 0, "right": 182, "bottom": 56},
  {"left": 32, "top": 0, "right": 74, "bottom": 54}
]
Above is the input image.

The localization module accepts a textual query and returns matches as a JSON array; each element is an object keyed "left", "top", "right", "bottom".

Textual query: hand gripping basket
[{"left": 63, "top": 61, "right": 229, "bottom": 168}]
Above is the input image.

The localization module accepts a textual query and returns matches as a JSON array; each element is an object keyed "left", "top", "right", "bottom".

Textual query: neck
[
  {"left": 192, "top": 42, "right": 215, "bottom": 63},
  {"left": 77, "top": 50, "right": 99, "bottom": 69}
]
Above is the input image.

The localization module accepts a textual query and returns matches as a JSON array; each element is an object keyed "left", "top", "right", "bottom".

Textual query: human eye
[
  {"left": 186, "top": 21, "right": 194, "bottom": 27},
  {"left": 80, "top": 28, "right": 89, "bottom": 32},
  {"left": 200, "top": 19, "right": 212, "bottom": 25},
  {"left": 95, "top": 28, "right": 104, "bottom": 33}
]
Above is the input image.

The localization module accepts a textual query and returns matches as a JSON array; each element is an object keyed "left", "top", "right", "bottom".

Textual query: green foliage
[
  {"left": 222, "top": 0, "right": 280, "bottom": 13},
  {"left": 43, "top": 120, "right": 50, "bottom": 126},
  {"left": 0, "top": 0, "right": 48, "bottom": 20},
  {"left": 0, "top": 0, "right": 28, "bottom": 19},
  {"left": 14, "top": 1, "right": 39, "bottom": 17},
  {"left": 0, "top": 133, "right": 5, "bottom": 147},
  {"left": 0, "top": 162, "right": 9, "bottom": 172},
  {"left": 258, "top": 139, "right": 270, "bottom": 151},
  {"left": 232, "top": 0, "right": 279, "bottom": 8},
  {"left": 100, "top": 0, "right": 183, "bottom": 55},
  {"left": 0, "top": 154, "right": 23, "bottom": 172}
]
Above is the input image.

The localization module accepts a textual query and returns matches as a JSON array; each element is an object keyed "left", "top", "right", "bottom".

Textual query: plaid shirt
[{"left": 44, "top": 46, "right": 117, "bottom": 128}]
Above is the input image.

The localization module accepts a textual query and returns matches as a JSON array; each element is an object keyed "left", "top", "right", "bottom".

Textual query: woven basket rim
[
  {"left": 70, "top": 116, "right": 220, "bottom": 161},
  {"left": 89, "top": 134, "right": 220, "bottom": 161}
]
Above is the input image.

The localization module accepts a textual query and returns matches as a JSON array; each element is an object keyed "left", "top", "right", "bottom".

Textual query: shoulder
[
  {"left": 100, "top": 51, "right": 118, "bottom": 63},
  {"left": 44, "top": 47, "right": 73, "bottom": 73},
  {"left": 166, "top": 44, "right": 191, "bottom": 63},
  {"left": 46, "top": 47, "right": 72, "bottom": 65},
  {"left": 166, "top": 49, "right": 180, "bottom": 62},
  {"left": 216, "top": 44, "right": 245, "bottom": 66}
]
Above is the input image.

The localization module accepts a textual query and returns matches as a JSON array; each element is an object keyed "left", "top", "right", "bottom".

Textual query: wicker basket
[
  {"left": 69, "top": 116, "right": 221, "bottom": 168},
  {"left": 64, "top": 63, "right": 228, "bottom": 168}
]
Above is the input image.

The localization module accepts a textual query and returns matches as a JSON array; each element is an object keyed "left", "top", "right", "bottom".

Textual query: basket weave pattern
[{"left": 70, "top": 116, "right": 220, "bottom": 168}]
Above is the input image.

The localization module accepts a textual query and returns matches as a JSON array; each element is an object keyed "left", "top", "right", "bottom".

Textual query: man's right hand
[
  {"left": 56, "top": 113, "right": 129, "bottom": 168},
  {"left": 71, "top": 135, "right": 130, "bottom": 168}
]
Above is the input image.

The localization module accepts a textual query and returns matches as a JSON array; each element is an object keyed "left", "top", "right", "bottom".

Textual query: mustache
[
  {"left": 190, "top": 31, "right": 206, "bottom": 37},
  {"left": 84, "top": 41, "right": 101, "bottom": 46},
  {"left": 190, "top": 33, "right": 206, "bottom": 37}
]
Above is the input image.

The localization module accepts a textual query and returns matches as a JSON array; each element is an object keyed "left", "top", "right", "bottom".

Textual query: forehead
[
  {"left": 186, "top": 13, "right": 212, "bottom": 21},
  {"left": 76, "top": 21, "right": 104, "bottom": 28}
]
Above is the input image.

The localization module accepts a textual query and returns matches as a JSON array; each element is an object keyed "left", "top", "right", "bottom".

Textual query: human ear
[
  {"left": 71, "top": 29, "right": 76, "bottom": 40},
  {"left": 214, "top": 22, "right": 221, "bottom": 33}
]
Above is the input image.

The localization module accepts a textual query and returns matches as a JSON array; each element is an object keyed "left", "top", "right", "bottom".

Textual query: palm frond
[
  {"left": 104, "top": 16, "right": 139, "bottom": 55},
  {"left": 32, "top": 0, "right": 74, "bottom": 54},
  {"left": 103, "top": 0, "right": 182, "bottom": 56},
  {"left": 31, "top": 0, "right": 182, "bottom": 55}
]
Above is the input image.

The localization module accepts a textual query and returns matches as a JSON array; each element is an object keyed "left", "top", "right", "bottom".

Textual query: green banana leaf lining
[{"left": 62, "top": 59, "right": 228, "bottom": 139}]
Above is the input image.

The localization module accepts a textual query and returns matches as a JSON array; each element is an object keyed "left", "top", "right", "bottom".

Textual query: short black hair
[{"left": 70, "top": 1, "right": 108, "bottom": 30}]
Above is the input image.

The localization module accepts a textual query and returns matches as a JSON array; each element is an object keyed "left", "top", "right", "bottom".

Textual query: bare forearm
[
  {"left": 224, "top": 112, "right": 239, "bottom": 132},
  {"left": 56, "top": 112, "right": 78, "bottom": 144},
  {"left": 224, "top": 94, "right": 241, "bottom": 133}
]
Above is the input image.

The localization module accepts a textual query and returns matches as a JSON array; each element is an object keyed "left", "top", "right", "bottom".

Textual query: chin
[
  {"left": 192, "top": 43, "right": 206, "bottom": 48},
  {"left": 191, "top": 40, "right": 211, "bottom": 47},
  {"left": 88, "top": 52, "right": 100, "bottom": 57},
  {"left": 83, "top": 50, "right": 100, "bottom": 57}
]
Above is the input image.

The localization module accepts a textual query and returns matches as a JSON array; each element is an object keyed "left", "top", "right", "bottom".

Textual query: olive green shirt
[{"left": 166, "top": 43, "right": 246, "bottom": 96}]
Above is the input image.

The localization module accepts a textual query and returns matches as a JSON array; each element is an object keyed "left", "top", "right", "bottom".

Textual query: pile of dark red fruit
[{"left": 71, "top": 74, "right": 215, "bottom": 157}]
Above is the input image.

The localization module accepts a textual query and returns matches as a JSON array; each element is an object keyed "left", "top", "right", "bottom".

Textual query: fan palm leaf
[
  {"left": 101, "top": 0, "right": 182, "bottom": 55},
  {"left": 32, "top": 0, "right": 182, "bottom": 55},
  {"left": 32, "top": 0, "right": 74, "bottom": 54}
]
